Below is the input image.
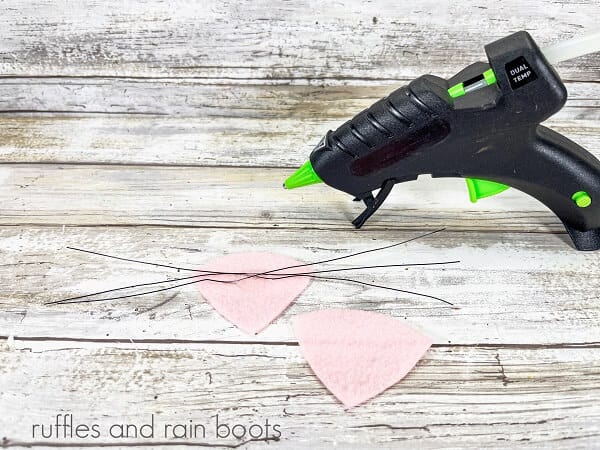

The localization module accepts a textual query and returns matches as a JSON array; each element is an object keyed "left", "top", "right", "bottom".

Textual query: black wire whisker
[
  {"left": 51, "top": 229, "right": 454, "bottom": 306},
  {"left": 47, "top": 260, "right": 459, "bottom": 305},
  {"left": 51, "top": 272, "right": 454, "bottom": 306}
]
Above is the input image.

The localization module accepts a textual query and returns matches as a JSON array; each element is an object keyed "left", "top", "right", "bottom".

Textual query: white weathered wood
[
  {"left": 0, "top": 0, "right": 598, "bottom": 81},
  {"left": 0, "top": 342, "right": 599, "bottom": 448},
  {"left": 1, "top": 226, "right": 598, "bottom": 345},
  {"left": 0, "top": 1, "right": 599, "bottom": 447},
  {"left": 0, "top": 79, "right": 598, "bottom": 116},
  {"left": 0, "top": 164, "right": 594, "bottom": 231},
  {"left": 0, "top": 81, "right": 597, "bottom": 166}
]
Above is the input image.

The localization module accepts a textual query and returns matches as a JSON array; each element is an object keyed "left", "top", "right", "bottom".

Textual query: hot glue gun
[{"left": 284, "top": 31, "right": 600, "bottom": 250}]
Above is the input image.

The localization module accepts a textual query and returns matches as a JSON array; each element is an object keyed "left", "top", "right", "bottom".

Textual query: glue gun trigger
[{"left": 352, "top": 179, "right": 395, "bottom": 228}]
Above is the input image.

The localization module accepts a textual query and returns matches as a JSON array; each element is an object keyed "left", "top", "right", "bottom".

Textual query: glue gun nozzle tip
[{"left": 283, "top": 160, "right": 323, "bottom": 190}]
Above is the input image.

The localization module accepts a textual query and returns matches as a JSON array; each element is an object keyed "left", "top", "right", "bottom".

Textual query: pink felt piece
[
  {"left": 293, "top": 309, "right": 431, "bottom": 408},
  {"left": 197, "top": 252, "right": 312, "bottom": 334}
]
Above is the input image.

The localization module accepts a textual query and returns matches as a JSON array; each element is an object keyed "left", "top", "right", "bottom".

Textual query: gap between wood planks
[
  {"left": 0, "top": 75, "right": 598, "bottom": 83},
  {"left": 2, "top": 335, "right": 600, "bottom": 349}
]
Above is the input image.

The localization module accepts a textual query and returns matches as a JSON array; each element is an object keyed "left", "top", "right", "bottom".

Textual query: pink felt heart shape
[
  {"left": 293, "top": 309, "right": 431, "bottom": 408},
  {"left": 197, "top": 252, "right": 312, "bottom": 334}
]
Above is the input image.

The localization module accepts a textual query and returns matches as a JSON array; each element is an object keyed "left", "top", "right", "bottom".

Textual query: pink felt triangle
[
  {"left": 293, "top": 309, "right": 431, "bottom": 408},
  {"left": 197, "top": 252, "right": 312, "bottom": 334}
]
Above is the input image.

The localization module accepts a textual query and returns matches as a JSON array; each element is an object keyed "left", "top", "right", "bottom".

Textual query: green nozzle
[{"left": 284, "top": 160, "right": 323, "bottom": 189}]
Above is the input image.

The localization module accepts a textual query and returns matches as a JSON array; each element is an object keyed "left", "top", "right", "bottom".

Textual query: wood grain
[
  {"left": 0, "top": 0, "right": 599, "bottom": 447},
  {"left": 0, "top": 164, "right": 594, "bottom": 231},
  {"left": 1, "top": 225, "right": 599, "bottom": 345},
  {"left": 0, "top": 0, "right": 598, "bottom": 81},
  {"left": 0, "top": 82, "right": 598, "bottom": 166},
  {"left": 1, "top": 341, "right": 599, "bottom": 448}
]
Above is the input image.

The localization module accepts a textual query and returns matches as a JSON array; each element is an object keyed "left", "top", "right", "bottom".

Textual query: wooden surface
[{"left": 0, "top": 1, "right": 599, "bottom": 448}]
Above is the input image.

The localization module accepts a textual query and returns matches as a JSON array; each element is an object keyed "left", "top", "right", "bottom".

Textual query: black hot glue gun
[{"left": 284, "top": 31, "right": 600, "bottom": 251}]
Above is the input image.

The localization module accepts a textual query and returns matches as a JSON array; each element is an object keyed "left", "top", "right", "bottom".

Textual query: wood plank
[
  {"left": 0, "top": 81, "right": 598, "bottom": 166},
  {"left": 1, "top": 2, "right": 598, "bottom": 447},
  {"left": 0, "top": 164, "right": 594, "bottom": 231},
  {"left": 1, "top": 79, "right": 598, "bottom": 116},
  {"left": 1, "top": 225, "right": 598, "bottom": 345},
  {"left": 0, "top": 0, "right": 598, "bottom": 81},
  {"left": 0, "top": 342, "right": 599, "bottom": 447}
]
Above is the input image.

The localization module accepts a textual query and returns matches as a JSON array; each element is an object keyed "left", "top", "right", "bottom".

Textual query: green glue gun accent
[
  {"left": 466, "top": 178, "right": 510, "bottom": 202},
  {"left": 284, "top": 160, "right": 322, "bottom": 189},
  {"left": 284, "top": 31, "right": 600, "bottom": 251}
]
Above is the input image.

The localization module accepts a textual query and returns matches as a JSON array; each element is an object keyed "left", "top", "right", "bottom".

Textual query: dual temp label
[{"left": 505, "top": 56, "right": 538, "bottom": 90}]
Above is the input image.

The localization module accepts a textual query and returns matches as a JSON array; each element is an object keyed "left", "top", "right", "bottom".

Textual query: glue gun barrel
[{"left": 284, "top": 160, "right": 323, "bottom": 189}]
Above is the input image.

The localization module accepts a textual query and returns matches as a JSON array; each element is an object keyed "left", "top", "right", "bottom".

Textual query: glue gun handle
[{"left": 498, "top": 125, "right": 600, "bottom": 250}]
